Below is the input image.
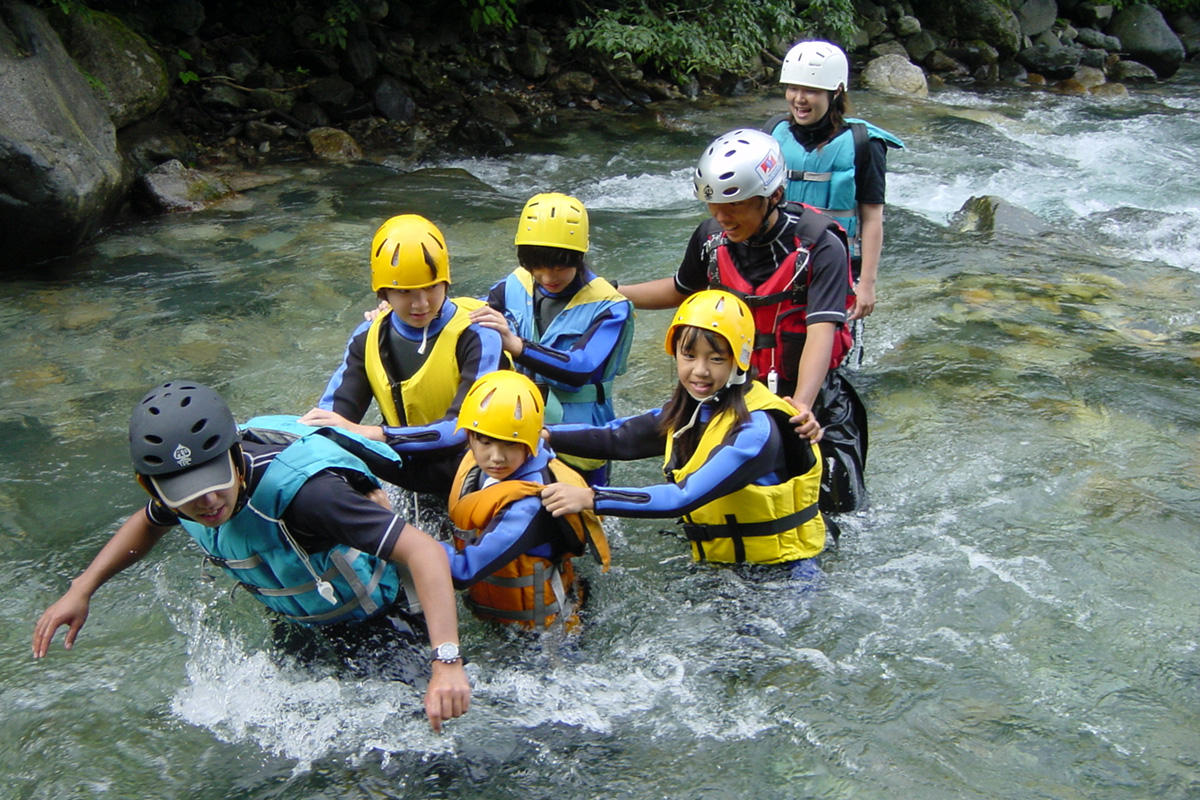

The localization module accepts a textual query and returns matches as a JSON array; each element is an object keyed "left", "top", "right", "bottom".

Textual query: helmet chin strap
[{"left": 673, "top": 368, "right": 747, "bottom": 439}]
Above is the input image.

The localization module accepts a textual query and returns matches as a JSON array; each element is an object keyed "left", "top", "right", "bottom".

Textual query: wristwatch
[{"left": 432, "top": 642, "right": 462, "bottom": 664}]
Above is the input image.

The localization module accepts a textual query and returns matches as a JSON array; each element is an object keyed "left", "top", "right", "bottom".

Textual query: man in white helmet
[
  {"left": 768, "top": 40, "right": 904, "bottom": 323},
  {"left": 620, "top": 128, "right": 867, "bottom": 513}
]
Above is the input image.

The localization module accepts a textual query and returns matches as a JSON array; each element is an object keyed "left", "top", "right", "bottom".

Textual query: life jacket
[
  {"left": 501, "top": 269, "right": 633, "bottom": 427},
  {"left": 363, "top": 297, "right": 487, "bottom": 427},
  {"left": 502, "top": 269, "right": 634, "bottom": 473},
  {"left": 706, "top": 204, "right": 854, "bottom": 376},
  {"left": 665, "top": 383, "right": 825, "bottom": 564},
  {"left": 179, "top": 415, "right": 410, "bottom": 626},
  {"left": 447, "top": 449, "right": 610, "bottom": 629},
  {"left": 768, "top": 116, "right": 904, "bottom": 255}
]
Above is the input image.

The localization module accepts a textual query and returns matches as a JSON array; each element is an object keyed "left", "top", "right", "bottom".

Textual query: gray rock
[
  {"left": 910, "top": 0, "right": 1023, "bottom": 55},
  {"left": 136, "top": 159, "right": 233, "bottom": 213},
  {"left": 118, "top": 117, "right": 193, "bottom": 173},
  {"left": 1017, "top": 42, "right": 1083, "bottom": 79},
  {"left": 50, "top": 8, "right": 168, "bottom": 129},
  {"left": 1107, "top": 4, "right": 1185, "bottom": 79},
  {"left": 896, "top": 15, "right": 922, "bottom": 36},
  {"left": 1109, "top": 58, "right": 1158, "bottom": 83},
  {"left": 1075, "top": 27, "right": 1122, "bottom": 51},
  {"left": 1015, "top": 0, "right": 1058, "bottom": 37},
  {"left": 906, "top": 29, "right": 939, "bottom": 63},
  {"left": 862, "top": 54, "right": 929, "bottom": 97},
  {"left": 473, "top": 95, "right": 520, "bottom": 130},
  {"left": 305, "top": 127, "right": 363, "bottom": 161},
  {"left": 513, "top": 40, "right": 549, "bottom": 80},
  {"left": 369, "top": 75, "right": 415, "bottom": 123},
  {"left": 951, "top": 195, "right": 1052, "bottom": 237},
  {"left": 0, "top": 3, "right": 126, "bottom": 269}
]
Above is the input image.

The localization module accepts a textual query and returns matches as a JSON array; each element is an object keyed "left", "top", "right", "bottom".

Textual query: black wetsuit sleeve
[
  {"left": 281, "top": 469, "right": 407, "bottom": 560},
  {"left": 547, "top": 410, "right": 667, "bottom": 462},
  {"left": 802, "top": 229, "right": 850, "bottom": 328},
  {"left": 855, "top": 137, "right": 888, "bottom": 206},
  {"left": 674, "top": 222, "right": 718, "bottom": 295},
  {"left": 317, "top": 321, "right": 376, "bottom": 423}
]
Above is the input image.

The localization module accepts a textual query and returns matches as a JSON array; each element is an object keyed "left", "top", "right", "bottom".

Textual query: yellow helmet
[
  {"left": 514, "top": 192, "right": 589, "bottom": 252},
  {"left": 370, "top": 214, "right": 451, "bottom": 291},
  {"left": 664, "top": 290, "right": 754, "bottom": 371},
  {"left": 456, "top": 370, "right": 545, "bottom": 453}
]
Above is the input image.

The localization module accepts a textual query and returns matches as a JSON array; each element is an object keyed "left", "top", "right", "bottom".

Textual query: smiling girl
[{"left": 541, "top": 290, "right": 827, "bottom": 573}]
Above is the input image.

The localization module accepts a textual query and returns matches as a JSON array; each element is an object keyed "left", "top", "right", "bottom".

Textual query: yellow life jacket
[
  {"left": 363, "top": 297, "right": 486, "bottom": 427},
  {"left": 448, "top": 450, "right": 609, "bottom": 629},
  {"left": 665, "top": 382, "right": 825, "bottom": 564}
]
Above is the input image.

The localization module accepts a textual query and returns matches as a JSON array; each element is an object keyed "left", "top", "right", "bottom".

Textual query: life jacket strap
[
  {"left": 206, "top": 553, "right": 262, "bottom": 570},
  {"left": 681, "top": 503, "right": 819, "bottom": 543},
  {"left": 469, "top": 561, "right": 567, "bottom": 625},
  {"left": 787, "top": 170, "right": 832, "bottom": 182},
  {"left": 236, "top": 549, "right": 392, "bottom": 624}
]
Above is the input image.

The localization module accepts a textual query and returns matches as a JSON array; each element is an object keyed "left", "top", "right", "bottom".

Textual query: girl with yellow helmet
[
  {"left": 443, "top": 371, "right": 610, "bottom": 630},
  {"left": 301, "top": 214, "right": 505, "bottom": 498},
  {"left": 541, "top": 290, "right": 828, "bottom": 575},
  {"left": 467, "top": 192, "right": 633, "bottom": 486}
]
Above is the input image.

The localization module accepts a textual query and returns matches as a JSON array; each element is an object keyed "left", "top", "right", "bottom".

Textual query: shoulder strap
[
  {"left": 851, "top": 121, "right": 869, "bottom": 188},
  {"left": 764, "top": 112, "right": 790, "bottom": 135}
]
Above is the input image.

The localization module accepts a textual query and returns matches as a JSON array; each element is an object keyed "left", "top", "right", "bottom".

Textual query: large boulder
[
  {"left": 862, "top": 54, "right": 929, "bottom": 97},
  {"left": 1107, "top": 4, "right": 1185, "bottom": 79},
  {"left": 910, "top": 0, "right": 1023, "bottom": 56},
  {"left": 951, "top": 196, "right": 1052, "bottom": 238},
  {"left": 1015, "top": 0, "right": 1058, "bottom": 37},
  {"left": 48, "top": 8, "right": 168, "bottom": 129},
  {"left": 0, "top": 2, "right": 127, "bottom": 271}
]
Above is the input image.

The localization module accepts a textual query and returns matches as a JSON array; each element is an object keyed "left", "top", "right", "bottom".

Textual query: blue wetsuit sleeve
[
  {"left": 547, "top": 410, "right": 666, "bottom": 462},
  {"left": 591, "top": 411, "right": 784, "bottom": 518},
  {"left": 317, "top": 320, "right": 375, "bottom": 423},
  {"left": 439, "top": 494, "right": 550, "bottom": 589},
  {"left": 381, "top": 324, "right": 504, "bottom": 453},
  {"left": 513, "top": 301, "right": 632, "bottom": 387}
]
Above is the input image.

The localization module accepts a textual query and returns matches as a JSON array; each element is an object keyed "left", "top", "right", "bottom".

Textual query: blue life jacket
[
  {"left": 179, "top": 415, "right": 408, "bottom": 626},
  {"left": 770, "top": 117, "right": 904, "bottom": 254},
  {"left": 501, "top": 269, "right": 633, "bottom": 426}
]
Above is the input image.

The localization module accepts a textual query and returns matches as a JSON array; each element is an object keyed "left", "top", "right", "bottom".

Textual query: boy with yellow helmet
[
  {"left": 301, "top": 214, "right": 505, "bottom": 498},
  {"left": 542, "top": 290, "right": 827, "bottom": 576},
  {"left": 443, "top": 371, "right": 609, "bottom": 630},
  {"left": 467, "top": 192, "right": 633, "bottom": 485}
]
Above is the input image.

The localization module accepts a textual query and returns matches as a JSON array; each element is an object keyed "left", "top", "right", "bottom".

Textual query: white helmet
[
  {"left": 693, "top": 129, "right": 785, "bottom": 204},
  {"left": 779, "top": 40, "right": 849, "bottom": 92}
]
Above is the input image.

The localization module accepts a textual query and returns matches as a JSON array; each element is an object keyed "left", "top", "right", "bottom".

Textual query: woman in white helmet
[{"left": 768, "top": 40, "right": 904, "bottom": 323}]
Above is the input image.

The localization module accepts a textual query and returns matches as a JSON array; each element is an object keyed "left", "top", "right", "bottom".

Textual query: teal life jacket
[
  {"left": 769, "top": 117, "right": 904, "bottom": 255},
  {"left": 501, "top": 269, "right": 633, "bottom": 426},
  {"left": 179, "top": 415, "right": 410, "bottom": 626}
]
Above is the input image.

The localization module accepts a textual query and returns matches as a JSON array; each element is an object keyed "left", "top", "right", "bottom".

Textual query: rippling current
[{"left": 2, "top": 66, "right": 1199, "bottom": 799}]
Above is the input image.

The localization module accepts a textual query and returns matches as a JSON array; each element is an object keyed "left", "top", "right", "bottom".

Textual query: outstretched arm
[
  {"left": 33, "top": 508, "right": 170, "bottom": 658},
  {"left": 388, "top": 524, "right": 471, "bottom": 733},
  {"left": 618, "top": 277, "right": 687, "bottom": 310}
]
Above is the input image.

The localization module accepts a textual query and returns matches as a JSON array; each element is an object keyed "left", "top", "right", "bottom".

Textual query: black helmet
[{"left": 129, "top": 381, "right": 240, "bottom": 506}]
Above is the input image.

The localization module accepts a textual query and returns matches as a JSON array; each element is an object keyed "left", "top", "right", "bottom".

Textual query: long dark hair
[
  {"left": 820, "top": 89, "right": 852, "bottom": 146},
  {"left": 659, "top": 325, "right": 754, "bottom": 465}
]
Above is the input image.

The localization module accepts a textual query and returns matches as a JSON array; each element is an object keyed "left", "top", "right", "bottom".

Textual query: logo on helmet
[
  {"left": 172, "top": 444, "right": 193, "bottom": 467},
  {"left": 703, "top": 185, "right": 714, "bottom": 200},
  {"left": 757, "top": 152, "right": 778, "bottom": 182}
]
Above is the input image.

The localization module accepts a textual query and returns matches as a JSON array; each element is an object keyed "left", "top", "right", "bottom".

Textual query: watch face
[{"left": 434, "top": 642, "right": 461, "bottom": 662}]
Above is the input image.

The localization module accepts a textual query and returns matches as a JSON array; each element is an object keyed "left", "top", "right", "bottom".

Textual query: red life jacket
[{"left": 706, "top": 204, "right": 854, "bottom": 378}]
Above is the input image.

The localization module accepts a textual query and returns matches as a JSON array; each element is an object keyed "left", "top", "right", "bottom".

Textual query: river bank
[{"left": 3, "top": 0, "right": 1198, "bottom": 272}]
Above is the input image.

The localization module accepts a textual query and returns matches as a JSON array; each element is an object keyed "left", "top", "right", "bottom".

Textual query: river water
[{"left": 3, "top": 66, "right": 1199, "bottom": 799}]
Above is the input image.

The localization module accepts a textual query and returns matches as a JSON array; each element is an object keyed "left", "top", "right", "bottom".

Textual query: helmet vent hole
[
  {"left": 202, "top": 435, "right": 221, "bottom": 451},
  {"left": 180, "top": 396, "right": 192, "bottom": 408},
  {"left": 390, "top": 243, "right": 401, "bottom": 268},
  {"left": 144, "top": 435, "right": 163, "bottom": 445},
  {"left": 191, "top": 418, "right": 207, "bottom": 434},
  {"left": 514, "top": 397, "right": 524, "bottom": 421},
  {"left": 718, "top": 171, "right": 735, "bottom": 181},
  {"left": 145, "top": 455, "right": 163, "bottom": 465}
]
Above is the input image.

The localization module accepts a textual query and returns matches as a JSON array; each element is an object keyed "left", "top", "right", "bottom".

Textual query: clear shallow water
[{"left": 3, "top": 67, "right": 1200, "bottom": 799}]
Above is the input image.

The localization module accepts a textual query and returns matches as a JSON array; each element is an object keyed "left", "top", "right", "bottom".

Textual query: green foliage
[
  {"left": 461, "top": 0, "right": 518, "bottom": 32},
  {"left": 310, "top": 0, "right": 360, "bottom": 49},
  {"left": 176, "top": 49, "right": 199, "bottom": 85},
  {"left": 566, "top": 0, "right": 855, "bottom": 83}
]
